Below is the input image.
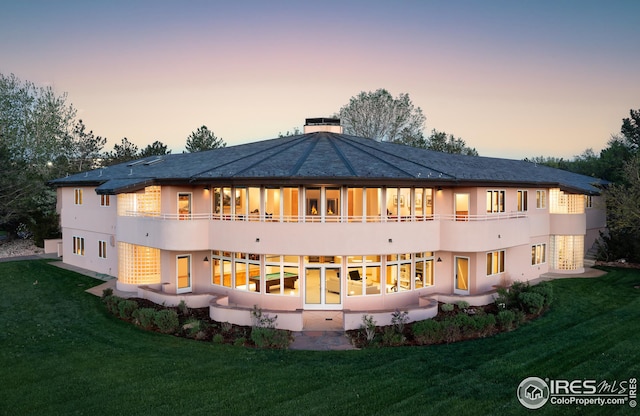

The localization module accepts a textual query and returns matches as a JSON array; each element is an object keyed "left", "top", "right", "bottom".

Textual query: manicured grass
[{"left": 1, "top": 260, "right": 639, "bottom": 415}]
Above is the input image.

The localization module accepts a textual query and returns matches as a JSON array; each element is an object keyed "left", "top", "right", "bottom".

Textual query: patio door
[
  {"left": 177, "top": 255, "right": 192, "bottom": 293},
  {"left": 304, "top": 266, "right": 341, "bottom": 309},
  {"left": 454, "top": 256, "right": 469, "bottom": 294}
]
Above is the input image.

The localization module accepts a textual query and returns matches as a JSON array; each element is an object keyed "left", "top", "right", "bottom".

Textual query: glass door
[
  {"left": 454, "top": 256, "right": 469, "bottom": 294},
  {"left": 304, "top": 265, "right": 342, "bottom": 309},
  {"left": 177, "top": 255, "right": 191, "bottom": 293}
]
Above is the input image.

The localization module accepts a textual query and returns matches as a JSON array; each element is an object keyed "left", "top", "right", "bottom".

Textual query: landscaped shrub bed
[
  {"left": 348, "top": 280, "right": 554, "bottom": 348},
  {"left": 100, "top": 289, "right": 291, "bottom": 348}
]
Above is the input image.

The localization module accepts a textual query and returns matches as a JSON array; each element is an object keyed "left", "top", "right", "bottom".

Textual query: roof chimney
[{"left": 303, "top": 117, "right": 343, "bottom": 134}]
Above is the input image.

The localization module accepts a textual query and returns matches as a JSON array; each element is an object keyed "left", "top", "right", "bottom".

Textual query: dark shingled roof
[{"left": 49, "top": 132, "right": 606, "bottom": 195}]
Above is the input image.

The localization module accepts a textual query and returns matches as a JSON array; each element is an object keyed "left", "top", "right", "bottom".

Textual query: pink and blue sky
[{"left": 2, "top": 1, "right": 639, "bottom": 159}]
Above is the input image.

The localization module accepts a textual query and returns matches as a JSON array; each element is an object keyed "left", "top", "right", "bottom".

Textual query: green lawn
[{"left": 1, "top": 260, "right": 638, "bottom": 415}]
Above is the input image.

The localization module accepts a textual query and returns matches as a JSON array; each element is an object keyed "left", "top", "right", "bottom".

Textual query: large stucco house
[{"left": 50, "top": 118, "right": 606, "bottom": 330}]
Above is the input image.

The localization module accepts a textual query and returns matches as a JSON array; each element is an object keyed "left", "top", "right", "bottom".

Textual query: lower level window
[
  {"left": 486, "top": 250, "right": 505, "bottom": 275},
  {"left": 531, "top": 243, "right": 546, "bottom": 265},
  {"left": 415, "top": 252, "right": 434, "bottom": 288},
  {"left": 73, "top": 236, "right": 85, "bottom": 256},
  {"left": 98, "top": 240, "right": 107, "bottom": 258}
]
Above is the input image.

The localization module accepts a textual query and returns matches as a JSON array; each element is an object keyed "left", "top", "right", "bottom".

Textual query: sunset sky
[{"left": 2, "top": 1, "right": 639, "bottom": 159}]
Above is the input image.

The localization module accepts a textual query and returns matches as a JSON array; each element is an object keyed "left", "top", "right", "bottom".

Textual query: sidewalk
[{"left": 289, "top": 330, "right": 356, "bottom": 351}]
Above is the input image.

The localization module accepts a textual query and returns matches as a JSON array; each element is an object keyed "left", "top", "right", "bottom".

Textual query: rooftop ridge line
[{"left": 189, "top": 136, "right": 304, "bottom": 179}]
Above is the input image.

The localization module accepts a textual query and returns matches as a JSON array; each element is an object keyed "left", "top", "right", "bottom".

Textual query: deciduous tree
[
  {"left": 0, "top": 73, "right": 76, "bottom": 239},
  {"left": 337, "top": 89, "right": 425, "bottom": 143}
]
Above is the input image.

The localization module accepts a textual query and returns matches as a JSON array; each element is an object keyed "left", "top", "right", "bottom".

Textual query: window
[
  {"left": 100, "top": 195, "right": 110, "bottom": 207},
  {"left": 549, "top": 188, "right": 584, "bottom": 214},
  {"left": 265, "top": 187, "right": 281, "bottom": 221},
  {"left": 98, "top": 240, "right": 107, "bottom": 259},
  {"left": 117, "top": 186, "right": 160, "bottom": 216},
  {"left": 212, "top": 251, "right": 232, "bottom": 287},
  {"left": 386, "top": 253, "right": 412, "bottom": 292},
  {"left": 517, "top": 190, "right": 528, "bottom": 212},
  {"left": 347, "top": 188, "right": 364, "bottom": 222},
  {"left": 531, "top": 243, "right": 546, "bottom": 265},
  {"left": 415, "top": 252, "right": 434, "bottom": 288},
  {"left": 231, "top": 252, "right": 261, "bottom": 292},
  {"left": 265, "top": 255, "right": 300, "bottom": 295},
  {"left": 536, "top": 190, "right": 546, "bottom": 209},
  {"left": 73, "top": 236, "right": 85, "bottom": 255},
  {"left": 550, "top": 235, "right": 584, "bottom": 271},
  {"left": 178, "top": 193, "right": 191, "bottom": 219},
  {"left": 365, "top": 187, "right": 382, "bottom": 223},
  {"left": 486, "top": 250, "right": 505, "bottom": 275},
  {"left": 118, "top": 243, "right": 161, "bottom": 285},
  {"left": 486, "top": 190, "right": 505, "bottom": 213},
  {"left": 74, "top": 189, "right": 83, "bottom": 205},
  {"left": 585, "top": 195, "right": 593, "bottom": 209},
  {"left": 346, "top": 255, "right": 381, "bottom": 296},
  {"left": 325, "top": 187, "right": 341, "bottom": 221}
]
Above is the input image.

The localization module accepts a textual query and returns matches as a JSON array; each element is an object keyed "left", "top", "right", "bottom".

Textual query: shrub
[
  {"left": 132, "top": 308, "right": 157, "bottom": 329},
  {"left": 212, "top": 333, "right": 224, "bottom": 344},
  {"left": 101, "top": 287, "right": 113, "bottom": 300},
  {"left": 233, "top": 337, "right": 246, "bottom": 347},
  {"left": 456, "top": 300, "right": 470, "bottom": 310},
  {"left": 360, "top": 314, "right": 377, "bottom": 343},
  {"left": 391, "top": 309, "right": 409, "bottom": 334},
  {"left": 450, "top": 313, "right": 473, "bottom": 336},
  {"left": 102, "top": 295, "right": 119, "bottom": 315},
  {"left": 382, "top": 326, "right": 405, "bottom": 346},
  {"left": 250, "top": 305, "right": 289, "bottom": 348},
  {"left": 471, "top": 313, "right": 496, "bottom": 336},
  {"left": 496, "top": 310, "right": 515, "bottom": 330},
  {"left": 155, "top": 309, "right": 179, "bottom": 334},
  {"left": 412, "top": 319, "right": 443, "bottom": 344},
  {"left": 177, "top": 300, "right": 189, "bottom": 316},
  {"left": 182, "top": 318, "right": 203, "bottom": 338},
  {"left": 118, "top": 299, "right": 139, "bottom": 319},
  {"left": 251, "top": 327, "right": 290, "bottom": 348},
  {"left": 441, "top": 303, "right": 454, "bottom": 312},
  {"left": 518, "top": 291, "right": 545, "bottom": 315},
  {"left": 221, "top": 321, "right": 233, "bottom": 333},
  {"left": 530, "top": 282, "right": 554, "bottom": 307},
  {"left": 441, "top": 316, "right": 462, "bottom": 343},
  {"left": 251, "top": 305, "right": 277, "bottom": 329}
]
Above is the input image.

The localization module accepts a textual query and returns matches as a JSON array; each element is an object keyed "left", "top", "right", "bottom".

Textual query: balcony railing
[{"left": 123, "top": 211, "right": 527, "bottom": 223}]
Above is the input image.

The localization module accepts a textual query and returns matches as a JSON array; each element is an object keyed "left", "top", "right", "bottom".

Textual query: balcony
[{"left": 116, "top": 211, "right": 529, "bottom": 254}]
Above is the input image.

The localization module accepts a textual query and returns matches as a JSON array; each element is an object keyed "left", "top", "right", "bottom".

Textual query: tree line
[
  {"left": 529, "top": 109, "right": 640, "bottom": 262},
  {"left": 0, "top": 73, "right": 226, "bottom": 242}
]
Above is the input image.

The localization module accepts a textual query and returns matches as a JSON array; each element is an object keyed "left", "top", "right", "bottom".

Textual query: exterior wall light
[
  {"left": 388, "top": 238, "right": 393, "bottom": 243},
  {"left": 203, "top": 256, "right": 209, "bottom": 262},
  {"left": 437, "top": 257, "right": 442, "bottom": 262},
  {"left": 256, "top": 238, "right": 260, "bottom": 242}
]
